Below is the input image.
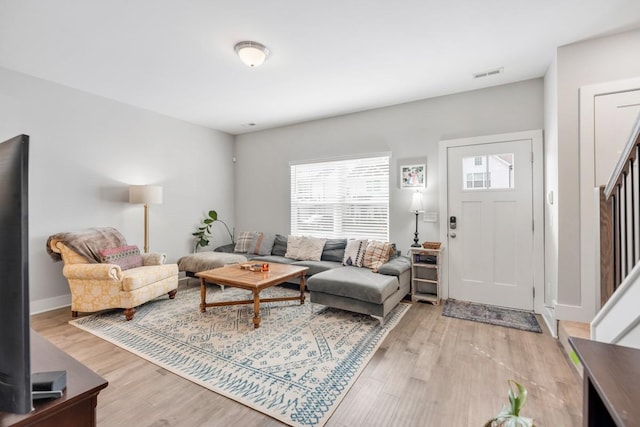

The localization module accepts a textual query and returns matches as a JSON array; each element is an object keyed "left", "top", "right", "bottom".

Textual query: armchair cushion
[{"left": 121, "top": 264, "right": 179, "bottom": 292}]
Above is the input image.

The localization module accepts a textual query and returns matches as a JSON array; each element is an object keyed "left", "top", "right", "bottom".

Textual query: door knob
[{"left": 450, "top": 232, "right": 456, "bottom": 238}]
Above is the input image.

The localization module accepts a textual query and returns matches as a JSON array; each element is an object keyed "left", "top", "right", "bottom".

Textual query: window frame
[{"left": 290, "top": 154, "right": 390, "bottom": 241}]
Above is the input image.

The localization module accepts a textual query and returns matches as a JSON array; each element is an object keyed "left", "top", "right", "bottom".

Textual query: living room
[{"left": 2, "top": 1, "right": 640, "bottom": 426}]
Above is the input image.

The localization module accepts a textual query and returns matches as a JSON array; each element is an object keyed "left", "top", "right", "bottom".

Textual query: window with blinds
[{"left": 290, "top": 155, "right": 389, "bottom": 240}]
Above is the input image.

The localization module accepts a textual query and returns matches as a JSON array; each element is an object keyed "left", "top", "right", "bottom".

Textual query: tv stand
[
  {"left": 0, "top": 332, "right": 108, "bottom": 426},
  {"left": 569, "top": 337, "right": 640, "bottom": 426}
]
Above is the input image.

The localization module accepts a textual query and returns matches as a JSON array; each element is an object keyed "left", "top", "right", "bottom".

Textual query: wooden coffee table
[{"left": 196, "top": 263, "right": 308, "bottom": 328}]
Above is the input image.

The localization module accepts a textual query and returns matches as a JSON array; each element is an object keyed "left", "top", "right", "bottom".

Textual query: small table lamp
[
  {"left": 409, "top": 191, "right": 424, "bottom": 247},
  {"left": 129, "top": 185, "right": 163, "bottom": 253}
]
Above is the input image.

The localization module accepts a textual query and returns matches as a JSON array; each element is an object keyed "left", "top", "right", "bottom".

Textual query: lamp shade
[
  {"left": 234, "top": 41, "right": 269, "bottom": 67},
  {"left": 409, "top": 191, "right": 424, "bottom": 213},
  {"left": 129, "top": 185, "right": 163, "bottom": 205}
]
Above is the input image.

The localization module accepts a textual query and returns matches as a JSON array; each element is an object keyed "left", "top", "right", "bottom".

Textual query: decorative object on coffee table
[{"left": 192, "top": 209, "right": 234, "bottom": 252}]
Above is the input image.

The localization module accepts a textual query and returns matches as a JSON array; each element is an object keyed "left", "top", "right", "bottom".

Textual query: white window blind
[{"left": 290, "top": 155, "right": 389, "bottom": 240}]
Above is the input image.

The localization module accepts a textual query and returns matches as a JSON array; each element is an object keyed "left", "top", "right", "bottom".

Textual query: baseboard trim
[
  {"left": 554, "top": 303, "right": 594, "bottom": 323},
  {"left": 541, "top": 305, "right": 557, "bottom": 338},
  {"left": 30, "top": 294, "right": 71, "bottom": 315}
]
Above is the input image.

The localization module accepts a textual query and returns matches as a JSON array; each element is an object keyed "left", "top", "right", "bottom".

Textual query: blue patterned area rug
[
  {"left": 442, "top": 299, "right": 542, "bottom": 333},
  {"left": 70, "top": 285, "right": 409, "bottom": 426}
]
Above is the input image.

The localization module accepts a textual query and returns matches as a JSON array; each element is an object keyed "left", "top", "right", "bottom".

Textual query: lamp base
[{"left": 411, "top": 212, "right": 421, "bottom": 247}]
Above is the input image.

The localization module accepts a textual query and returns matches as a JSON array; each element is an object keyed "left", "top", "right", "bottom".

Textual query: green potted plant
[
  {"left": 192, "top": 210, "right": 234, "bottom": 252},
  {"left": 484, "top": 380, "right": 535, "bottom": 427}
]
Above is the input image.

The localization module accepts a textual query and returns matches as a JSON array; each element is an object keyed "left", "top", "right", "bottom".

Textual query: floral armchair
[{"left": 47, "top": 227, "right": 179, "bottom": 320}]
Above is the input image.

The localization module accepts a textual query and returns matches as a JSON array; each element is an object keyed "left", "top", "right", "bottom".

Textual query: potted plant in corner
[
  {"left": 192, "top": 210, "right": 234, "bottom": 252},
  {"left": 484, "top": 380, "right": 535, "bottom": 427}
]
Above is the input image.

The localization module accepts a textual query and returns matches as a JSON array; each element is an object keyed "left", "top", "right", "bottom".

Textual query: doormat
[
  {"left": 69, "top": 285, "right": 410, "bottom": 426},
  {"left": 442, "top": 299, "right": 542, "bottom": 333}
]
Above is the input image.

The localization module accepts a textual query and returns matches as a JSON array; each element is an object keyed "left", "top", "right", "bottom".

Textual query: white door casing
[
  {"left": 577, "top": 78, "right": 640, "bottom": 323},
  {"left": 594, "top": 90, "right": 640, "bottom": 186},
  {"left": 439, "top": 130, "right": 544, "bottom": 313}
]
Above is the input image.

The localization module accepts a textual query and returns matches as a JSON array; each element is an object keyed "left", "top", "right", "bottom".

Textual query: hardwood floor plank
[
  {"left": 328, "top": 376, "right": 384, "bottom": 426},
  {"left": 362, "top": 392, "right": 401, "bottom": 427},
  {"left": 30, "top": 299, "right": 582, "bottom": 426}
]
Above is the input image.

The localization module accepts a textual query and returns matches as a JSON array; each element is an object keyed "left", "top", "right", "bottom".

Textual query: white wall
[
  {"left": 234, "top": 79, "right": 544, "bottom": 257},
  {"left": 552, "top": 28, "right": 640, "bottom": 319},
  {"left": 0, "top": 66, "right": 236, "bottom": 313}
]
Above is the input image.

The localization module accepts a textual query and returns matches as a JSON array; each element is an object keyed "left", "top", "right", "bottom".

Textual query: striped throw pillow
[
  {"left": 99, "top": 245, "right": 143, "bottom": 270},
  {"left": 362, "top": 241, "right": 391, "bottom": 272},
  {"left": 234, "top": 231, "right": 255, "bottom": 253}
]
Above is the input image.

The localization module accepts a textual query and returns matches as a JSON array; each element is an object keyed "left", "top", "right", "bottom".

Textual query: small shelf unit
[{"left": 410, "top": 247, "right": 442, "bottom": 305}]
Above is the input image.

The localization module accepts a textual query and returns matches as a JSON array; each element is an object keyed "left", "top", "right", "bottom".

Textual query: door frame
[
  {"left": 438, "top": 130, "right": 545, "bottom": 313},
  {"left": 577, "top": 78, "right": 640, "bottom": 322}
]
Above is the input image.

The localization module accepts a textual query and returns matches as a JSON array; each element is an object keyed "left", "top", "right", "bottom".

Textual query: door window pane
[{"left": 463, "top": 153, "right": 514, "bottom": 190}]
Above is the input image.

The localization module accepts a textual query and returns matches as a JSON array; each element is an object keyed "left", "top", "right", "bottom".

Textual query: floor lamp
[
  {"left": 129, "top": 185, "right": 163, "bottom": 253},
  {"left": 410, "top": 191, "right": 424, "bottom": 247}
]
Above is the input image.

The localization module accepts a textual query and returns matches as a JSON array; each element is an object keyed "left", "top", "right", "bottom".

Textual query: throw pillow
[
  {"left": 362, "top": 240, "right": 391, "bottom": 272},
  {"left": 321, "top": 238, "right": 348, "bottom": 262},
  {"left": 284, "top": 235, "right": 304, "bottom": 259},
  {"left": 271, "top": 234, "right": 288, "bottom": 257},
  {"left": 342, "top": 239, "right": 367, "bottom": 267},
  {"left": 247, "top": 232, "right": 276, "bottom": 256},
  {"left": 296, "top": 236, "right": 327, "bottom": 261},
  {"left": 285, "top": 236, "right": 327, "bottom": 261},
  {"left": 99, "top": 245, "right": 143, "bottom": 270},
  {"left": 234, "top": 231, "right": 255, "bottom": 253}
]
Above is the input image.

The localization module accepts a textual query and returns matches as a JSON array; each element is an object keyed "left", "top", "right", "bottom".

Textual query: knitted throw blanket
[{"left": 46, "top": 227, "right": 127, "bottom": 263}]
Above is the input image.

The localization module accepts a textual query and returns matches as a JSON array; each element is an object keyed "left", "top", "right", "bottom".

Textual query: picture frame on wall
[{"left": 400, "top": 163, "right": 426, "bottom": 189}]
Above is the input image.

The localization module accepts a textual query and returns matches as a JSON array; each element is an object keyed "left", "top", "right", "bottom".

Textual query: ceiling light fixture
[{"left": 234, "top": 41, "right": 270, "bottom": 67}]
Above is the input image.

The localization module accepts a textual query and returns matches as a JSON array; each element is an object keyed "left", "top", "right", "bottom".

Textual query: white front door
[{"left": 447, "top": 139, "right": 534, "bottom": 310}]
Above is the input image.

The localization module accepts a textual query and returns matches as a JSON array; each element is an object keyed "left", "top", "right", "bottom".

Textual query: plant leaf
[
  {"left": 508, "top": 380, "right": 527, "bottom": 416},
  {"left": 208, "top": 210, "right": 218, "bottom": 220}
]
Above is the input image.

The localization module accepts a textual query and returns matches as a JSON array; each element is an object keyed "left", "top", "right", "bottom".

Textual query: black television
[{"left": 0, "top": 134, "right": 31, "bottom": 414}]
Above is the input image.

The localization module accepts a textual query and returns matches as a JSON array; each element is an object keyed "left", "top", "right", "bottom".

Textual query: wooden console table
[
  {"left": 0, "top": 332, "right": 108, "bottom": 427},
  {"left": 569, "top": 337, "right": 640, "bottom": 427}
]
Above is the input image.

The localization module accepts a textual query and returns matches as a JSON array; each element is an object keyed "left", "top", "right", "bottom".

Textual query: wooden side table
[{"left": 410, "top": 247, "right": 443, "bottom": 305}]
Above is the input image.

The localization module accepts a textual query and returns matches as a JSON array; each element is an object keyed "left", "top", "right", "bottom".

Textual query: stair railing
[{"left": 600, "top": 117, "right": 640, "bottom": 306}]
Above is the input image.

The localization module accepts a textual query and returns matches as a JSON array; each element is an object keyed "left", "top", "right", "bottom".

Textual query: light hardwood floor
[{"left": 31, "top": 283, "right": 582, "bottom": 426}]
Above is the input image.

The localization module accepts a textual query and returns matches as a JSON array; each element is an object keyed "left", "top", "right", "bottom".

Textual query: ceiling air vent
[{"left": 473, "top": 67, "right": 504, "bottom": 79}]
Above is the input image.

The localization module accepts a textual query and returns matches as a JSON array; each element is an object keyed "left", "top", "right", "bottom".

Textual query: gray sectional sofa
[{"left": 196, "top": 234, "right": 411, "bottom": 325}]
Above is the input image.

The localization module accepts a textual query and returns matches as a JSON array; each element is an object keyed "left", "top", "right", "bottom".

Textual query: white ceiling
[{"left": 1, "top": 1, "right": 640, "bottom": 135}]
